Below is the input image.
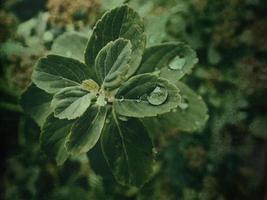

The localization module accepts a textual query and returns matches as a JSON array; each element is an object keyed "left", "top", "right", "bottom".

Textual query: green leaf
[
  {"left": 137, "top": 42, "right": 198, "bottom": 81},
  {"left": 32, "top": 55, "right": 91, "bottom": 94},
  {"left": 41, "top": 114, "right": 75, "bottom": 165},
  {"left": 85, "top": 5, "right": 146, "bottom": 78},
  {"left": 20, "top": 84, "right": 53, "bottom": 126},
  {"left": 51, "top": 86, "right": 95, "bottom": 120},
  {"left": 51, "top": 32, "right": 88, "bottom": 62},
  {"left": 143, "top": 82, "right": 208, "bottom": 133},
  {"left": 66, "top": 106, "right": 108, "bottom": 155},
  {"left": 94, "top": 38, "right": 132, "bottom": 89},
  {"left": 114, "top": 74, "right": 181, "bottom": 118},
  {"left": 101, "top": 114, "right": 154, "bottom": 187}
]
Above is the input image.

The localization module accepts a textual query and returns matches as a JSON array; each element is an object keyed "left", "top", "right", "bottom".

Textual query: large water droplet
[
  {"left": 147, "top": 86, "right": 168, "bottom": 106},
  {"left": 168, "top": 56, "right": 186, "bottom": 70}
]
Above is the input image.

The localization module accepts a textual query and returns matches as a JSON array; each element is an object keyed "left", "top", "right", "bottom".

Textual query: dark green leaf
[
  {"left": 66, "top": 106, "right": 108, "bottom": 155},
  {"left": 137, "top": 42, "right": 198, "bottom": 81},
  {"left": 101, "top": 114, "right": 154, "bottom": 187},
  {"left": 20, "top": 84, "right": 52, "bottom": 126},
  {"left": 41, "top": 114, "right": 75, "bottom": 165},
  {"left": 51, "top": 86, "right": 95, "bottom": 120},
  {"left": 32, "top": 55, "right": 91, "bottom": 94},
  {"left": 142, "top": 82, "right": 208, "bottom": 133},
  {"left": 114, "top": 74, "right": 181, "bottom": 117},
  {"left": 94, "top": 38, "right": 132, "bottom": 89},
  {"left": 85, "top": 5, "right": 146, "bottom": 78}
]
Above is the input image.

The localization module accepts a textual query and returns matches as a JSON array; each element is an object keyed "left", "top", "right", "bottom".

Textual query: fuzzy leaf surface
[
  {"left": 32, "top": 55, "right": 91, "bottom": 94},
  {"left": 137, "top": 42, "right": 198, "bottom": 81},
  {"left": 51, "top": 32, "right": 88, "bottom": 62},
  {"left": 85, "top": 5, "right": 146, "bottom": 78},
  {"left": 114, "top": 74, "right": 181, "bottom": 117},
  {"left": 66, "top": 106, "right": 107, "bottom": 155},
  {"left": 41, "top": 114, "right": 75, "bottom": 165},
  {"left": 101, "top": 115, "right": 154, "bottom": 187},
  {"left": 51, "top": 86, "right": 94, "bottom": 120},
  {"left": 95, "top": 38, "right": 132, "bottom": 89}
]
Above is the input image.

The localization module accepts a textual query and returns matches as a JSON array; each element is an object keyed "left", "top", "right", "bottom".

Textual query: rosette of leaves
[{"left": 21, "top": 5, "right": 207, "bottom": 187}]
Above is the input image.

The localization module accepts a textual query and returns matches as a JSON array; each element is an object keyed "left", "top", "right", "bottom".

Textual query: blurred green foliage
[{"left": 1, "top": 0, "right": 267, "bottom": 199}]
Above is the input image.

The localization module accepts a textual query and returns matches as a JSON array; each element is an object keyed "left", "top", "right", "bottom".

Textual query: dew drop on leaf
[
  {"left": 168, "top": 56, "right": 186, "bottom": 70},
  {"left": 119, "top": 96, "right": 124, "bottom": 102},
  {"left": 118, "top": 115, "right": 128, "bottom": 121},
  {"left": 147, "top": 86, "right": 168, "bottom": 106}
]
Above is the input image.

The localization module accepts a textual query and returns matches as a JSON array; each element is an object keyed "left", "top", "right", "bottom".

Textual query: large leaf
[
  {"left": 101, "top": 114, "right": 154, "bottom": 187},
  {"left": 143, "top": 82, "right": 208, "bottom": 133},
  {"left": 137, "top": 42, "right": 198, "bottom": 81},
  {"left": 94, "top": 38, "right": 132, "bottom": 89},
  {"left": 85, "top": 5, "right": 146, "bottom": 78},
  {"left": 40, "top": 114, "right": 75, "bottom": 165},
  {"left": 66, "top": 106, "right": 107, "bottom": 155},
  {"left": 20, "top": 84, "right": 52, "bottom": 126},
  {"left": 114, "top": 74, "right": 181, "bottom": 118},
  {"left": 32, "top": 55, "right": 91, "bottom": 94},
  {"left": 51, "top": 32, "right": 88, "bottom": 62},
  {"left": 51, "top": 86, "right": 95, "bottom": 120}
]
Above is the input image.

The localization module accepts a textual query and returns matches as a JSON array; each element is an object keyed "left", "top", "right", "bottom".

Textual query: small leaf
[
  {"left": 66, "top": 106, "right": 107, "bottom": 155},
  {"left": 142, "top": 82, "right": 208, "bottom": 133},
  {"left": 114, "top": 74, "right": 181, "bottom": 118},
  {"left": 94, "top": 38, "right": 132, "bottom": 89},
  {"left": 85, "top": 5, "right": 146, "bottom": 78},
  {"left": 41, "top": 114, "right": 75, "bottom": 165},
  {"left": 20, "top": 84, "right": 52, "bottom": 126},
  {"left": 32, "top": 55, "right": 91, "bottom": 94},
  {"left": 101, "top": 114, "right": 154, "bottom": 187},
  {"left": 51, "top": 86, "right": 95, "bottom": 120},
  {"left": 51, "top": 32, "right": 88, "bottom": 62},
  {"left": 137, "top": 42, "right": 198, "bottom": 81}
]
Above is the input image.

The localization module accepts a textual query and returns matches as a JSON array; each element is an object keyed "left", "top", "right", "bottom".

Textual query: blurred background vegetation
[{"left": 0, "top": 0, "right": 267, "bottom": 199}]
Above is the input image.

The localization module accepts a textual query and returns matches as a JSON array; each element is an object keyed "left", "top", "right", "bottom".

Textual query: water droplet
[
  {"left": 136, "top": 96, "right": 142, "bottom": 103},
  {"left": 152, "top": 148, "right": 158, "bottom": 154},
  {"left": 168, "top": 56, "right": 186, "bottom": 70},
  {"left": 147, "top": 86, "right": 168, "bottom": 106},
  {"left": 105, "top": 119, "right": 110, "bottom": 124},
  {"left": 119, "top": 96, "right": 124, "bottom": 102},
  {"left": 179, "top": 96, "right": 189, "bottom": 110},
  {"left": 118, "top": 115, "right": 128, "bottom": 121},
  {"left": 179, "top": 102, "right": 189, "bottom": 110}
]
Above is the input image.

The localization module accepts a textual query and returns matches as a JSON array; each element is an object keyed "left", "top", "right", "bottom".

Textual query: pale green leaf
[
  {"left": 101, "top": 114, "right": 154, "bottom": 187},
  {"left": 51, "top": 86, "right": 95, "bottom": 120},
  {"left": 20, "top": 84, "right": 52, "bottom": 126},
  {"left": 142, "top": 82, "right": 208, "bottom": 133},
  {"left": 66, "top": 106, "right": 107, "bottom": 155},
  {"left": 51, "top": 32, "right": 88, "bottom": 62},
  {"left": 41, "top": 114, "right": 75, "bottom": 165},
  {"left": 95, "top": 38, "right": 132, "bottom": 89},
  {"left": 114, "top": 74, "right": 181, "bottom": 118},
  {"left": 32, "top": 55, "right": 91, "bottom": 94},
  {"left": 137, "top": 42, "right": 198, "bottom": 81},
  {"left": 85, "top": 5, "right": 146, "bottom": 78}
]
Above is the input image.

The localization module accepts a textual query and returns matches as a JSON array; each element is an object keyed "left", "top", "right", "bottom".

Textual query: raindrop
[
  {"left": 136, "top": 96, "right": 142, "bottom": 103},
  {"left": 179, "top": 96, "right": 189, "bottom": 110},
  {"left": 168, "top": 56, "right": 186, "bottom": 70},
  {"left": 147, "top": 86, "right": 168, "bottom": 106},
  {"left": 119, "top": 96, "right": 124, "bottom": 102},
  {"left": 118, "top": 115, "right": 128, "bottom": 122}
]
